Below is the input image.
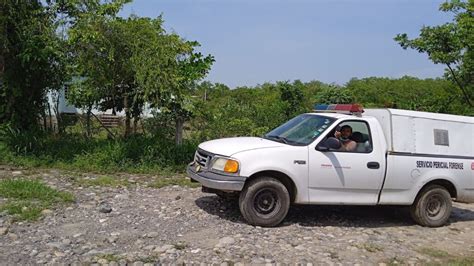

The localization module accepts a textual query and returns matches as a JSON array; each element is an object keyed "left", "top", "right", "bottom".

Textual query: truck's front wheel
[
  {"left": 410, "top": 185, "right": 452, "bottom": 227},
  {"left": 239, "top": 177, "right": 290, "bottom": 227}
]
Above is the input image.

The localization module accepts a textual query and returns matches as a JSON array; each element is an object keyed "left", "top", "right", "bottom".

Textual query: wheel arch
[
  {"left": 417, "top": 179, "right": 457, "bottom": 200},
  {"left": 246, "top": 170, "right": 298, "bottom": 203}
]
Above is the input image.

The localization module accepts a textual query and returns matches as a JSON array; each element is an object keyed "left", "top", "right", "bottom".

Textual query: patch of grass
[
  {"left": 445, "top": 256, "right": 474, "bottom": 266},
  {"left": 148, "top": 177, "right": 200, "bottom": 189},
  {"left": 74, "top": 175, "right": 199, "bottom": 189},
  {"left": 418, "top": 247, "right": 474, "bottom": 266},
  {"left": 223, "top": 260, "right": 236, "bottom": 266},
  {"left": 419, "top": 247, "right": 451, "bottom": 258},
  {"left": 385, "top": 256, "right": 404, "bottom": 265},
  {"left": 173, "top": 241, "right": 188, "bottom": 250},
  {"left": 75, "top": 175, "right": 130, "bottom": 188},
  {"left": 139, "top": 255, "right": 160, "bottom": 264},
  {"left": 0, "top": 201, "right": 44, "bottom": 221},
  {"left": 96, "top": 253, "right": 122, "bottom": 262},
  {"left": 0, "top": 179, "right": 74, "bottom": 221},
  {"left": 356, "top": 242, "right": 384, "bottom": 253},
  {"left": 449, "top": 227, "right": 462, "bottom": 233},
  {"left": 0, "top": 179, "right": 74, "bottom": 202}
]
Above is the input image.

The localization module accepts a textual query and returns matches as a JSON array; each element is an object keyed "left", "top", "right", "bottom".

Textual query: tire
[
  {"left": 238, "top": 177, "right": 290, "bottom": 227},
  {"left": 410, "top": 185, "right": 452, "bottom": 227}
]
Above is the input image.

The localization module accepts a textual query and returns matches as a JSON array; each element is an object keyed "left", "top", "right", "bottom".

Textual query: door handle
[{"left": 367, "top": 162, "right": 380, "bottom": 169}]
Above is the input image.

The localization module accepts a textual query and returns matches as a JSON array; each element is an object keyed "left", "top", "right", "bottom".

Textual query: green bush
[{"left": 1, "top": 126, "right": 47, "bottom": 155}]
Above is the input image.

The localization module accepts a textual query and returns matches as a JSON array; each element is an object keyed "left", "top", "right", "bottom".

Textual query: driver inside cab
[{"left": 334, "top": 125, "right": 357, "bottom": 152}]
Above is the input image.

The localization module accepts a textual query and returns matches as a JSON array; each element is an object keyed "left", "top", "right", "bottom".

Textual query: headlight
[{"left": 211, "top": 157, "right": 239, "bottom": 173}]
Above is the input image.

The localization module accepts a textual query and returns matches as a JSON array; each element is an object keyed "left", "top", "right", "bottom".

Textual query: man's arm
[{"left": 345, "top": 141, "right": 357, "bottom": 152}]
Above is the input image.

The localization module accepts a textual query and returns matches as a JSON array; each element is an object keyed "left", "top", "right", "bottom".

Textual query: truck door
[{"left": 308, "top": 119, "right": 386, "bottom": 204}]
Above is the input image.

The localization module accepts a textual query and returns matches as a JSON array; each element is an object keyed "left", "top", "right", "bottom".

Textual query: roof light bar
[{"left": 313, "top": 104, "right": 364, "bottom": 114}]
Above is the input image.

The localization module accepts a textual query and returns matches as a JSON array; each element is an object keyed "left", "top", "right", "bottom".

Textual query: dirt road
[{"left": 1, "top": 169, "right": 473, "bottom": 265}]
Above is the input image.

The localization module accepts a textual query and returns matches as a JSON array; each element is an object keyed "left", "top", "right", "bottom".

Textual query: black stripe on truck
[{"left": 389, "top": 151, "right": 474, "bottom": 160}]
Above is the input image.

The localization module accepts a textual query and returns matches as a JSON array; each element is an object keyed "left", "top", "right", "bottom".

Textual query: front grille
[{"left": 194, "top": 149, "right": 212, "bottom": 168}]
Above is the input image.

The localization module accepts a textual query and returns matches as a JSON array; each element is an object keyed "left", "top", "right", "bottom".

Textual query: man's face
[{"left": 341, "top": 128, "right": 352, "bottom": 138}]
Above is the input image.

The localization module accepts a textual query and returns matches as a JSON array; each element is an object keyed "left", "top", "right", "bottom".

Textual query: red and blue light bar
[{"left": 313, "top": 104, "right": 364, "bottom": 114}]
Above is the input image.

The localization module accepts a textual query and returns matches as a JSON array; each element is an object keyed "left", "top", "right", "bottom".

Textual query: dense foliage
[
  {"left": 0, "top": 0, "right": 472, "bottom": 173},
  {"left": 0, "top": 0, "right": 66, "bottom": 130},
  {"left": 68, "top": 10, "right": 214, "bottom": 139},
  {"left": 0, "top": 0, "right": 213, "bottom": 138},
  {"left": 0, "top": 130, "right": 197, "bottom": 172},
  {"left": 187, "top": 77, "right": 470, "bottom": 143}
]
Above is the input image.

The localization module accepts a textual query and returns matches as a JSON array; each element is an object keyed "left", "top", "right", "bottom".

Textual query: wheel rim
[
  {"left": 253, "top": 188, "right": 281, "bottom": 217},
  {"left": 425, "top": 194, "right": 446, "bottom": 219}
]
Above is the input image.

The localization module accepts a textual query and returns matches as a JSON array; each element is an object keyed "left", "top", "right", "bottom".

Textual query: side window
[{"left": 328, "top": 120, "right": 373, "bottom": 153}]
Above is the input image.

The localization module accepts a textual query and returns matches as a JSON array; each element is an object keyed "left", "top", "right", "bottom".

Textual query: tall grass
[{"left": 0, "top": 130, "right": 197, "bottom": 173}]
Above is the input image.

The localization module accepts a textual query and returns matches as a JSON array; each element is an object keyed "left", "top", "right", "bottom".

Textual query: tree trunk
[
  {"left": 447, "top": 63, "right": 472, "bottom": 107},
  {"left": 86, "top": 105, "right": 92, "bottom": 138},
  {"left": 42, "top": 109, "right": 47, "bottom": 130},
  {"left": 0, "top": 54, "right": 4, "bottom": 92},
  {"left": 133, "top": 117, "right": 138, "bottom": 134},
  {"left": 141, "top": 118, "right": 147, "bottom": 135},
  {"left": 175, "top": 117, "right": 184, "bottom": 145},
  {"left": 53, "top": 92, "right": 61, "bottom": 133},
  {"left": 124, "top": 95, "right": 131, "bottom": 138},
  {"left": 47, "top": 101, "right": 53, "bottom": 131}
]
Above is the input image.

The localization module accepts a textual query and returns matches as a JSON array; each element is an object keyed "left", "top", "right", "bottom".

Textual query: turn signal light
[{"left": 224, "top": 160, "right": 239, "bottom": 173}]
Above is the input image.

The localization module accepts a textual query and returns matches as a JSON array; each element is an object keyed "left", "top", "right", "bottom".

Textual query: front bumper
[{"left": 186, "top": 163, "right": 246, "bottom": 191}]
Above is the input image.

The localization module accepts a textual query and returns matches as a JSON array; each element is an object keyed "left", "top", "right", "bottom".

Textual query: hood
[{"left": 198, "top": 137, "right": 285, "bottom": 157}]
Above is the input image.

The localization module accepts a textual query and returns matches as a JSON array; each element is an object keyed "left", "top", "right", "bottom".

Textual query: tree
[
  {"left": 346, "top": 76, "right": 467, "bottom": 114},
  {"left": 278, "top": 81, "right": 305, "bottom": 119},
  {"left": 314, "top": 85, "right": 353, "bottom": 105},
  {"left": 0, "top": 0, "right": 66, "bottom": 130},
  {"left": 68, "top": 5, "right": 214, "bottom": 141},
  {"left": 67, "top": 1, "right": 137, "bottom": 137},
  {"left": 395, "top": 0, "right": 474, "bottom": 108},
  {"left": 169, "top": 42, "right": 214, "bottom": 145},
  {"left": 132, "top": 23, "right": 214, "bottom": 144}
]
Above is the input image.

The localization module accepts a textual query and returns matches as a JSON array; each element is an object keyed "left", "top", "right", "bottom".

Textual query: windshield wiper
[{"left": 265, "top": 135, "right": 289, "bottom": 144}]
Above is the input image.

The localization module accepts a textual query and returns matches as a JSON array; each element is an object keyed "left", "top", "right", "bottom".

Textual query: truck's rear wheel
[
  {"left": 410, "top": 185, "right": 452, "bottom": 227},
  {"left": 239, "top": 177, "right": 290, "bottom": 227}
]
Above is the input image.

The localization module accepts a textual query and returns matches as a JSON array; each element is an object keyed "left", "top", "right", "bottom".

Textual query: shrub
[{"left": 0, "top": 126, "right": 47, "bottom": 155}]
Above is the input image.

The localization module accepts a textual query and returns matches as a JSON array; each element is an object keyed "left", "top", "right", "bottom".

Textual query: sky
[{"left": 119, "top": 0, "right": 452, "bottom": 88}]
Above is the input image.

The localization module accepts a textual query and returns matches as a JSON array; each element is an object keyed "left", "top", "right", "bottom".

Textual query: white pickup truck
[{"left": 187, "top": 104, "right": 474, "bottom": 227}]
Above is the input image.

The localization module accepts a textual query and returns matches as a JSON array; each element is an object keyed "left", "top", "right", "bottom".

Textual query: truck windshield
[{"left": 264, "top": 114, "right": 335, "bottom": 146}]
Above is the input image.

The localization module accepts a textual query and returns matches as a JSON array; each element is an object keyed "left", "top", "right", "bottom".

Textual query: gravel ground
[{"left": 1, "top": 169, "right": 474, "bottom": 265}]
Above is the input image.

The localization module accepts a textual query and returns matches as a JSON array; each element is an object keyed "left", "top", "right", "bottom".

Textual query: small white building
[{"left": 47, "top": 89, "right": 154, "bottom": 117}]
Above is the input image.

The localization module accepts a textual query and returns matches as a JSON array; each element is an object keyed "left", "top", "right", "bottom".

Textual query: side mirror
[{"left": 316, "top": 137, "right": 341, "bottom": 151}]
